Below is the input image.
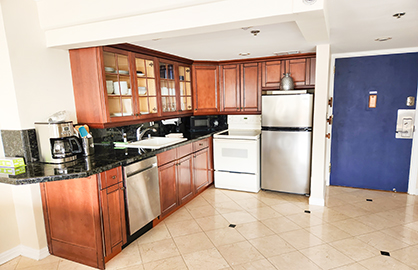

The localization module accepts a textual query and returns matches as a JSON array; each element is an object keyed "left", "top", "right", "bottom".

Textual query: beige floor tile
[
  {"left": 358, "top": 255, "right": 413, "bottom": 270},
  {"left": 286, "top": 213, "right": 324, "bottom": 228},
  {"left": 329, "top": 237, "right": 380, "bottom": 261},
  {"left": 246, "top": 206, "right": 282, "bottom": 220},
  {"left": 270, "top": 203, "right": 305, "bottom": 216},
  {"left": 19, "top": 262, "right": 59, "bottom": 270},
  {"left": 390, "top": 245, "right": 418, "bottom": 270},
  {"left": 138, "top": 238, "right": 180, "bottom": 263},
  {"left": 331, "top": 193, "right": 364, "bottom": 204},
  {"left": 57, "top": 259, "right": 98, "bottom": 270},
  {"left": 117, "top": 265, "right": 144, "bottom": 270},
  {"left": 163, "top": 207, "right": 194, "bottom": 224},
  {"left": 330, "top": 263, "right": 368, "bottom": 270},
  {"left": 217, "top": 241, "right": 264, "bottom": 266},
  {"left": 257, "top": 195, "right": 289, "bottom": 206},
  {"left": 165, "top": 219, "right": 202, "bottom": 237},
  {"left": 279, "top": 229, "right": 324, "bottom": 250},
  {"left": 268, "top": 250, "right": 322, "bottom": 270},
  {"left": 330, "top": 204, "right": 371, "bottom": 218},
  {"left": 106, "top": 243, "right": 142, "bottom": 270},
  {"left": 205, "top": 227, "right": 246, "bottom": 247},
  {"left": 184, "top": 196, "right": 211, "bottom": 210},
  {"left": 213, "top": 201, "right": 245, "bottom": 214},
  {"left": 222, "top": 211, "right": 257, "bottom": 224},
  {"left": 306, "top": 223, "right": 351, "bottom": 243},
  {"left": 232, "top": 258, "right": 276, "bottom": 270},
  {"left": 381, "top": 225, "right": 418, "bottom": 245},
  {"left": 222, "top": 190, "right": 256, "bottom": 201},
  {"left": 406, "top": 221, "right": 418, "bottom": 232},
  {"left": 235, "top": 221, "right": 275, "bottom": 240},
  {"left": 202, "top": 191, "right": 232, "bottom": 205},
  {"left": 376, "top": 208, "right": 417, "bottom": 225},
  {"left": 261, "top": 216, "right": 302, "bottom": 234},
  {"left": 249, "top": 234, "right": 295, "bottom": 257},
  {"left": 331, "top": 218, "right": 375, "bottom": 236},
  {"left": 300, "top": 244, "right": 354, "bottom": 270},
  {"left": 173, "top": 232, "right": 214, "bottom": 254},
  {"left": 187, "top": 204, "right": 219, "bottom": 219},
  {"left": 0, "top": 256, "right": 20, "bottom": 270},
  {"left": 142, "top": 256, "right": 187, "bottom": 270},
  {"left": 195, "top": 214, "right": 230, "bottom": 231},
  {"left": 136, "top": 222, "right": 172, "bottom": 244},
  {"left": 234, "top": 198, "right": 267, "bottom": 210},
  {"left": 354, "top": 213, "right": 400, "bottom": 230},
  {"left": 16, "top": 256, "right": 60, "bottom": 270},
  {"left": 182, "top": 248, "right": 229, "bottom": 270},
  {"left": 356, "top": 231, "right": 409, "bottom": 252}
]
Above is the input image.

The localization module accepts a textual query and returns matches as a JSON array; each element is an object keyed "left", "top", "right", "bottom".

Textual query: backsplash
[{"left": 1, "top": 129, "right": 39, "bottom": 163}]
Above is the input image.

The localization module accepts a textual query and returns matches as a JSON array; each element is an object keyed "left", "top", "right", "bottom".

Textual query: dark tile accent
[
  {"left": 304, "top": 210, "right": 311, "bottom": 213},
  {"left": 1, "top": 129, "right": 39, "bottom": 163},
  {"left": 229, "top": 224, "right": 236, "bottom": 228},
  {"left": 366, "top": 199, "right": 373, "bottom": 202},
  {"left": 380, "top": 251, "right": 390, "bottom": 256}
]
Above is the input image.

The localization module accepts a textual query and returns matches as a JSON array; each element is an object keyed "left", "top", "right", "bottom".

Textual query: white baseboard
[
  {"left": 0, "top": 245, "right": 49, "bottom": 265},
  {"left": 309, "top": 196, "right": 325, "bottom": 206}
]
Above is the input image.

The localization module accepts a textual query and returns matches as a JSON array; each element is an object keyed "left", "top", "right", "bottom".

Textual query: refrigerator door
[
  {"left": 261, "top": 130, "right": 312, "bottom": 194},
  {"left": 262, "top": 94, "right": 313, "bottom": 128}
]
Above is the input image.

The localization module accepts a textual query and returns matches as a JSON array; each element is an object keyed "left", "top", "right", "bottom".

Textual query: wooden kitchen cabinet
[
  {"left": 220, "top": 63, "right": 261, "bottom": 113},
  {"left": 192, "top": 63, "right": 220, "bottom": 114},
  {"left": 193, "top": 147, "right": 210, "bottom": 193},
  {"left": 261, "top": 60, "right": 283, "bottom": 88},
  {"left": 158, "top": 160, "right": 179, "bottom": 217},
  {"left": 40, "top": 167, "right": 126, "bottom": 270},
  {"left": 177, "top": 154, "right": 194, "bottom": 204}
]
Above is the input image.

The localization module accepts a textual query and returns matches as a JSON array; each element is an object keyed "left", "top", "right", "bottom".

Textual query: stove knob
[{"left": 213, "top": 120, "right": 219, "bottom": 127}]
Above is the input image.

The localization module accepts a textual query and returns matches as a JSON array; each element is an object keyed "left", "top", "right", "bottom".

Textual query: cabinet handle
[
  {"left": 112, "top": 176, "right": 116, "bottom": 179},
  {"left": 199, "top": 143, "right": 203, "bottom": 146},
  {"left": 149, "top": 62, "right": 154, "bottom": 67},
  {"left": 121, "top": 187, "right": 126, "bottom": 190},
  {"left": 195, "top": 109, "right": 197, "bottom": 111},
  {"left": 237, "top": 108, "right": 239, "bottom": 110}
]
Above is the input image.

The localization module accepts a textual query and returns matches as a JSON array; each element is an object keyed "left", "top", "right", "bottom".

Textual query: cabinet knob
[
  {"left": 199, "top": 143, "right": 203, "bottom": 146},
  {"left": 121, "top": 187, "right": 126, "bottom": 190},
  {"left": 237, "top": 108, "right": 239, "bottom": 110},
  {"left": 149, "top": 62, "right": 154, "bottom": 67},
  {"left": 195, "top": 109, "right": 197, "bottom": 111}
]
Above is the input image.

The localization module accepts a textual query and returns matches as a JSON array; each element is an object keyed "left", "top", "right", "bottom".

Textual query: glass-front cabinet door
[
  {"left": 103, "top": 50, "right": 134, "bottom": 118},
  {"left": 179, "top": 65, "right": 193, "bottom": 112},
  {"left": 134, "top": 55, "right": 158, "bottom": 117},
  {"left": 159, "top": 62, "right": 177, "bottom": 113}
]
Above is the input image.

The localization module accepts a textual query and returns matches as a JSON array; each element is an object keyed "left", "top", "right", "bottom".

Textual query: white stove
[{"left": 213, "top": 115, "right": 261, "bottom": 193}]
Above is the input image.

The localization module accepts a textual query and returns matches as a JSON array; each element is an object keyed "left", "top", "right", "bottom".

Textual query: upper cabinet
[
  {"left": 192, "top": 63, "right": 220, "bottom": 115},
  {"left": 69, "top": 45, "right": 194, "bottom": 128}
]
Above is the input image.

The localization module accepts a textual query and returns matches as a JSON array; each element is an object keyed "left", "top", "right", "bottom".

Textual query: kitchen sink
[{"left": 114, "top": 137, "right": 187, "bottom": 149}]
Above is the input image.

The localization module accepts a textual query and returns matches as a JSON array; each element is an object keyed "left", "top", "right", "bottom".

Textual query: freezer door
[
  {"left": 262, "top": 94, "right": 313, "bottom": 128},
  {"left": 261, "top": 130, "right": 311, "bottom": 194}
]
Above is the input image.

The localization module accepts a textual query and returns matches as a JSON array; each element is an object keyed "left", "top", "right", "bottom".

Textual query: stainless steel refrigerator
[{"left": 261, "top": 93, "right": 313, "bottom": 195}]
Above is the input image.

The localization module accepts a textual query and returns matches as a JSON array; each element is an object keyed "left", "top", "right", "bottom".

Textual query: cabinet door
[
  {"left": 40, "top": 176, "right": 105, "bottom": 270},
  {"left": 178, "top": 65, "right": 193, "bottom": 112},
  {"left": 220, "top": 64, "right": 240, "bottom": 112},
  {"left": 192, "top": 65, "right": 219, "bottom": 114},
  {"left": 134, "top": 54, "right": 159, "bottom": 118},
  {"left": 193, "top": 148, "right": 210, "bottom": 193},
  {"left": 261, "top": 60, "right": 283, "bottom": 88},
  {"left": 241, "top": 63, "right": 261, "bottom": 112},
  {"left": 158, "top": 161, "right": 178, "bottom": 217},
  {"left": 100, "top": 182, "right": 127, "bottom": 261},
  {"left": 284, "top": 59, "right": 307, "bottom": 87},
  {"left": 307, "top": 57, "right": 316, "bottom": 86},
  {"left": 103, "top": 48, "right": 135, "bottom": 120},
  {"left": 177, "top": 155, "right": 194, "bottom": 204},
  {"left": 160, "top": 61, "right": 179, "bottom": 115}
]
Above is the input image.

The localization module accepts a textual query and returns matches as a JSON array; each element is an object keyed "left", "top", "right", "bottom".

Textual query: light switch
[{"left": 402, "top": 118, "right": 413, "bottom": 137}]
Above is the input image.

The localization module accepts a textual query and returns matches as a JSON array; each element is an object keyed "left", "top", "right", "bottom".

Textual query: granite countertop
[{"left": 0, "top": 133, "right": 215, "bottom": 185}]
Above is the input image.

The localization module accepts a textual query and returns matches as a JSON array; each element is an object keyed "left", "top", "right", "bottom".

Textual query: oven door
[{"left": 213, "top": 138, "right": 259, "bottom": 174}]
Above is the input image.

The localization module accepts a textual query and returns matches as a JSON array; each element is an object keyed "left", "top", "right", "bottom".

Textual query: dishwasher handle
[{"left": 126, "top": 163, "right": 157, "bottom": 178}]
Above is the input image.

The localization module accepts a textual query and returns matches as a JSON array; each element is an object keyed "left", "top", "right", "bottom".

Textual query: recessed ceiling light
[
  {"left": 250, "top": 30, "right": 260, "bottom": 37},
  {"left": 303, "top": 0, "right": 317, "bottom": 5},
  {"left": 241, "top": 26, "right": 252, "bottom": 31},
  {"left": 393, "top": 12, "right": 406, "bottom": 19},
  {"left": 239, "top": 52, "right": 251, "bottom": 56},
  {"left": 375, "top": 37, "right": 392, "bottom": 42},
  {"left": 273, "top": 51, "right": 300, "bottom": 56}
]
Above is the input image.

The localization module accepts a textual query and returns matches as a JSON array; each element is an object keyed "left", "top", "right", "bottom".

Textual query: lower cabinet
[
  {"left": 40, "top": 167, "right": 126, "bottom": 270},
  {"left": 157, "top": 137, "right": 212, "bottom": 218}
]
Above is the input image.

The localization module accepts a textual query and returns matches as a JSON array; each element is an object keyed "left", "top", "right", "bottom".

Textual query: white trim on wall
[
  {"left": 0, "top": 245, "right": 49, "bottom": 265},
  {"left": 327, "top": 47, "right": 418, "bottom": 194}
]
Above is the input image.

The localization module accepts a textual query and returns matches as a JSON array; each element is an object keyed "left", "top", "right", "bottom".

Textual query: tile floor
[{"left": 2, "top": 185, "right": 418, "bottom": 270}]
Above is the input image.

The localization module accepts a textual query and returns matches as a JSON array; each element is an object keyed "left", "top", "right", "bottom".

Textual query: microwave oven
[{"left": 186, "top": 115, "right": 227, "bottom": 133}]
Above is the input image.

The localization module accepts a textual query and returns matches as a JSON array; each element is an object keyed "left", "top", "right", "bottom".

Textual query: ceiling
[{"left": 131, "top": 0, "right": 418, "bottom": 60}]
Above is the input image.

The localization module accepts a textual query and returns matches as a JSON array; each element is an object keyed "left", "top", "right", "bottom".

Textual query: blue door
[{"left": 330, "top": 53, "right": 418, "bottom": 192}]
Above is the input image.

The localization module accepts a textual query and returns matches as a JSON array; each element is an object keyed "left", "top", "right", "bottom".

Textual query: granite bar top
[{"left": 0, "top": 133, "right": 215, "bottom": 185}]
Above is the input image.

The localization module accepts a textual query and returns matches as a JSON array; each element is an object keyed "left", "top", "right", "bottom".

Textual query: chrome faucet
[{"left": 137, "top": 126, "right": 157, "bottom": 140}]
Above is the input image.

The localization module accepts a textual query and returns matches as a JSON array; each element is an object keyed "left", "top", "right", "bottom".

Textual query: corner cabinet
[
  {"left": 69, "top": 45, "right": 194, "bottom": 128},
  {"left": 40, "top": 167, "right": 126, "bottom": 270},
  {"left": 192, "top": 63, "right": 220, "bottom": 114}
]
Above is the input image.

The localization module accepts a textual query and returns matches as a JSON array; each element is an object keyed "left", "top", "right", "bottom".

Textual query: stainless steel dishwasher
[{"left": 124, "top": 156, "right": 160, "bottom": 237}]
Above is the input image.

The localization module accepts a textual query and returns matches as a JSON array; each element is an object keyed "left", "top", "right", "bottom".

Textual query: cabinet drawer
[
  {"left": 157, "top": 148, "right": 177, "bottom": 166},
  {"left": 177, "top": 143, "right": 193, "bottom": 159},
  {"left": 100, "top": 167, "right": 121, "bottom": 189},
  {"left": 193, "top": 138, "right": 209, "bottom": 152}
]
